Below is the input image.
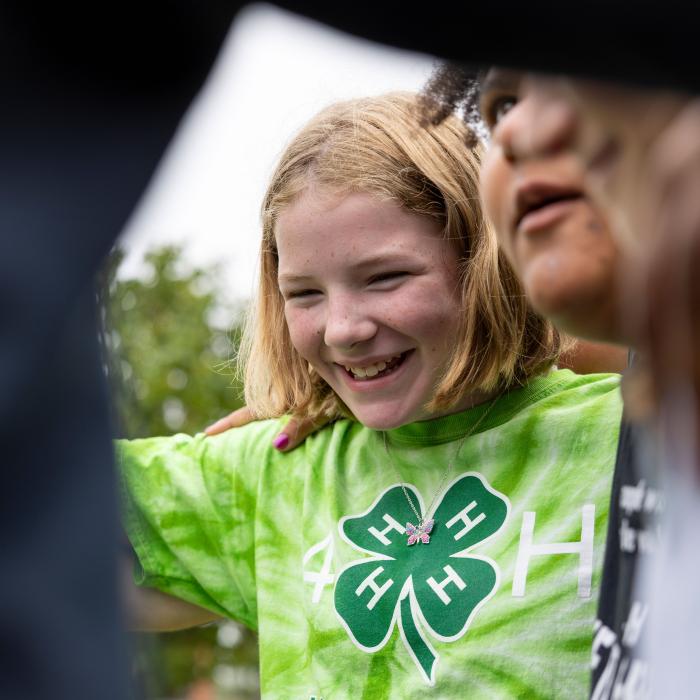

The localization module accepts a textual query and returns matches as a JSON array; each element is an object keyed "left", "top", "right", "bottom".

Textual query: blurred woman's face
[
  {"left": 478, "top": 69, "right": 623, "bottom": 343},
  {"left": 480, "top": 71, "right": 687, "bottom": 250}
]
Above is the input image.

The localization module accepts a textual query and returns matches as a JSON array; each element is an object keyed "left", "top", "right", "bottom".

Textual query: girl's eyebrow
[
  {"left": 277, "top": 273, "right": 313, "bottom": 284},
  {"left": 347, "top": 251, "right": 418, "bottom": 268},
  {"left": 278, "top": 252, "right": 420, "bottom": 283}
]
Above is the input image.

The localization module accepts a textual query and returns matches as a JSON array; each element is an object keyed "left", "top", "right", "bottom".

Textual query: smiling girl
[{"left": 119, "top": 92, "right": 621, "bottom": 698}]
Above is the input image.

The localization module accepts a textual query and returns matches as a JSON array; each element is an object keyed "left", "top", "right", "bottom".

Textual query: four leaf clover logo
[{"left": 334, "top": 473, "right": 509, "bottom": 685}]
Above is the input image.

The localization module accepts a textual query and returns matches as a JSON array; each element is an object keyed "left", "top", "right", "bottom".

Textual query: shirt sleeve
[{"left": 116, "top": 422, "right": 280, "bottom": 630}]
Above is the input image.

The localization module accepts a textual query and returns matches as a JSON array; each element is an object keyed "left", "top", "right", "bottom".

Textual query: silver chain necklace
[{"left": 382, "top": 393, "right": 501, "bottom": 546}]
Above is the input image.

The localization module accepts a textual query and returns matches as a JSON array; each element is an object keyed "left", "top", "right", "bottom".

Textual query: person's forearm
[
  {"left": 121, "top": 557, "right": 221, "bottom": 632},
  {"left": 559, "top": 338, "right": 629, "bottom": 375}
]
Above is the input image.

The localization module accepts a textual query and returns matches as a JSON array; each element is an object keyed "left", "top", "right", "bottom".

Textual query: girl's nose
[{"left": 323, "top": 297, "right": 377, "bottom": 350}]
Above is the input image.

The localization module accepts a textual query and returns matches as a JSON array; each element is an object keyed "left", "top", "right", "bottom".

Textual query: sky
[{"left": 117, "top": 3, "right": 437, "bottom": 303}]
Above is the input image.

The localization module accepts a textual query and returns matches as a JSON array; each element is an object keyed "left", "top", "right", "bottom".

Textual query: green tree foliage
[
  {"left": 100, "top": 244, "right": 260, "bottom": 699},
  {"left": 101, "top": 244, "right": 245, "bottom": 438}
]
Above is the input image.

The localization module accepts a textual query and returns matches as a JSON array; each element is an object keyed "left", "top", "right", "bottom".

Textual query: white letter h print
[{"left": 512, "top": 505, "right": 595, "bottom": 598}]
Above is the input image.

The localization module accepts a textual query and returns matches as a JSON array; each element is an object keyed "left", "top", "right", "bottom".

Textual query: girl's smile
[
  {"left": 336, "top": 349, "right": 414, "bottom": 392},
  {"left": 338, "top": 349, "right": 411, "bottom": 381},
  {"left": 276, "top": 188, "right": 469, "bottom": 429}
]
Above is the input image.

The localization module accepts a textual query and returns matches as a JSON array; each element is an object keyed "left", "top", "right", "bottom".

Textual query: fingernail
[{"left": 273, "top": 433, "right": 289, "bottom": 450}]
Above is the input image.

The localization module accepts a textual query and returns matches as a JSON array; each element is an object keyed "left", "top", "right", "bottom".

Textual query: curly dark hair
[{"left": 419, "top": 62, "right": 486, "bottom": 146}]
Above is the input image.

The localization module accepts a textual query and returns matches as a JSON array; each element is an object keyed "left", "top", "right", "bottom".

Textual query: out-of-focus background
[{"left": 101, "top": 5, "right": 434, "bottom": 698}]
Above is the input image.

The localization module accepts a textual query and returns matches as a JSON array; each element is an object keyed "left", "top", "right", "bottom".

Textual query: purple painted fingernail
[{"left": 273, "top": 433, "right": 290, "bottom": 450}]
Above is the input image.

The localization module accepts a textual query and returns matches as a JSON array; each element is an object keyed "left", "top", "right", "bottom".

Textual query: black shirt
[{"left": 592, "top": 410, "right": 662, "bottom": 698}]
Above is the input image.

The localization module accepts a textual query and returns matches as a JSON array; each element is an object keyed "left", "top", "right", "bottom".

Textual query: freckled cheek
[
  {"left": 399, "top": 301, "right": 461, "bottom": 347},
  {"left": 284, "top": 309, "right": 322, "bottom": 362}
]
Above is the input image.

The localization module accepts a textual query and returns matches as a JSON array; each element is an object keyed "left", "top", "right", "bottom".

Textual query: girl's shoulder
[
  {"left": 485, "top": 368, "right": 622, "bottom": 435},
  {"left": 519, "top": 368, "right": 621, "bottom": 405}
]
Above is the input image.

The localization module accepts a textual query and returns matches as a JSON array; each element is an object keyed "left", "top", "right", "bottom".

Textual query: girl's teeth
[{"left": 347, "top": 355, "right": 401, "bottom": 378}]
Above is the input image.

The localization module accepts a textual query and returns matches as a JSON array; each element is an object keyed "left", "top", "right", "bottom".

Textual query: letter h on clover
[{"left": 334, "top": 473, "right": 509, "bottom": 685}]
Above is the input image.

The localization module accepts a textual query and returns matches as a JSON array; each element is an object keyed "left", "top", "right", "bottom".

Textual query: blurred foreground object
[{"left": 0, "top": 2, "right": 239, "bottom": 697}]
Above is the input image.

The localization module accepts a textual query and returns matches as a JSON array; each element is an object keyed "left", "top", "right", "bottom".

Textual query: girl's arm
[
  {"left": 118, "top": 431, "right": 263, "bottom": 632},
  {"left": 122, "top": 556, "right": 221, "bottom": 632}
]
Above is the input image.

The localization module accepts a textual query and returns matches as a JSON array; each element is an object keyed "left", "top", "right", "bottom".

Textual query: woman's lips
[
  {"left": 517, "top": 196, "right": 582, "bottom": 235},
  {"left": 513, "top": 182, "right": 583, "bottom": 236}
]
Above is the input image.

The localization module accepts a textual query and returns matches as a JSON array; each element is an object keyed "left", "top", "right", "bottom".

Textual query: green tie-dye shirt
[{"left": 119, "top": 369, "right": 621, "bottom": 699}]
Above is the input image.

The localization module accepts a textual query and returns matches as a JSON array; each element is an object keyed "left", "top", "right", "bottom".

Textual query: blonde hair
[{"left": 239, "top": 92, "right": 559, "bottom": 422}]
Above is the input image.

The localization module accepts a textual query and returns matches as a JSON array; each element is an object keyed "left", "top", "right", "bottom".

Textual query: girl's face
[
  {"left": 276, "top": 188, "right": 468, "bottom": 429},
  {"left": 478, "top": 69, "right": 623, "bottom": 343}
]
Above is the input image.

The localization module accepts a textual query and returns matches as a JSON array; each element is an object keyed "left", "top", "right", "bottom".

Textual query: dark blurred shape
[
  {"left": 276, "top": 1, "right": 700, "bottom": 94},
  {"left": 0, "top": 3, "right": 240, "bottom": 698}
]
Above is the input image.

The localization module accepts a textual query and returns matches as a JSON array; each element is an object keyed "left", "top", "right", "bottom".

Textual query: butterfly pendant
[{"left": 405, "top": 519, "right": 434, "bottom": 546}]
